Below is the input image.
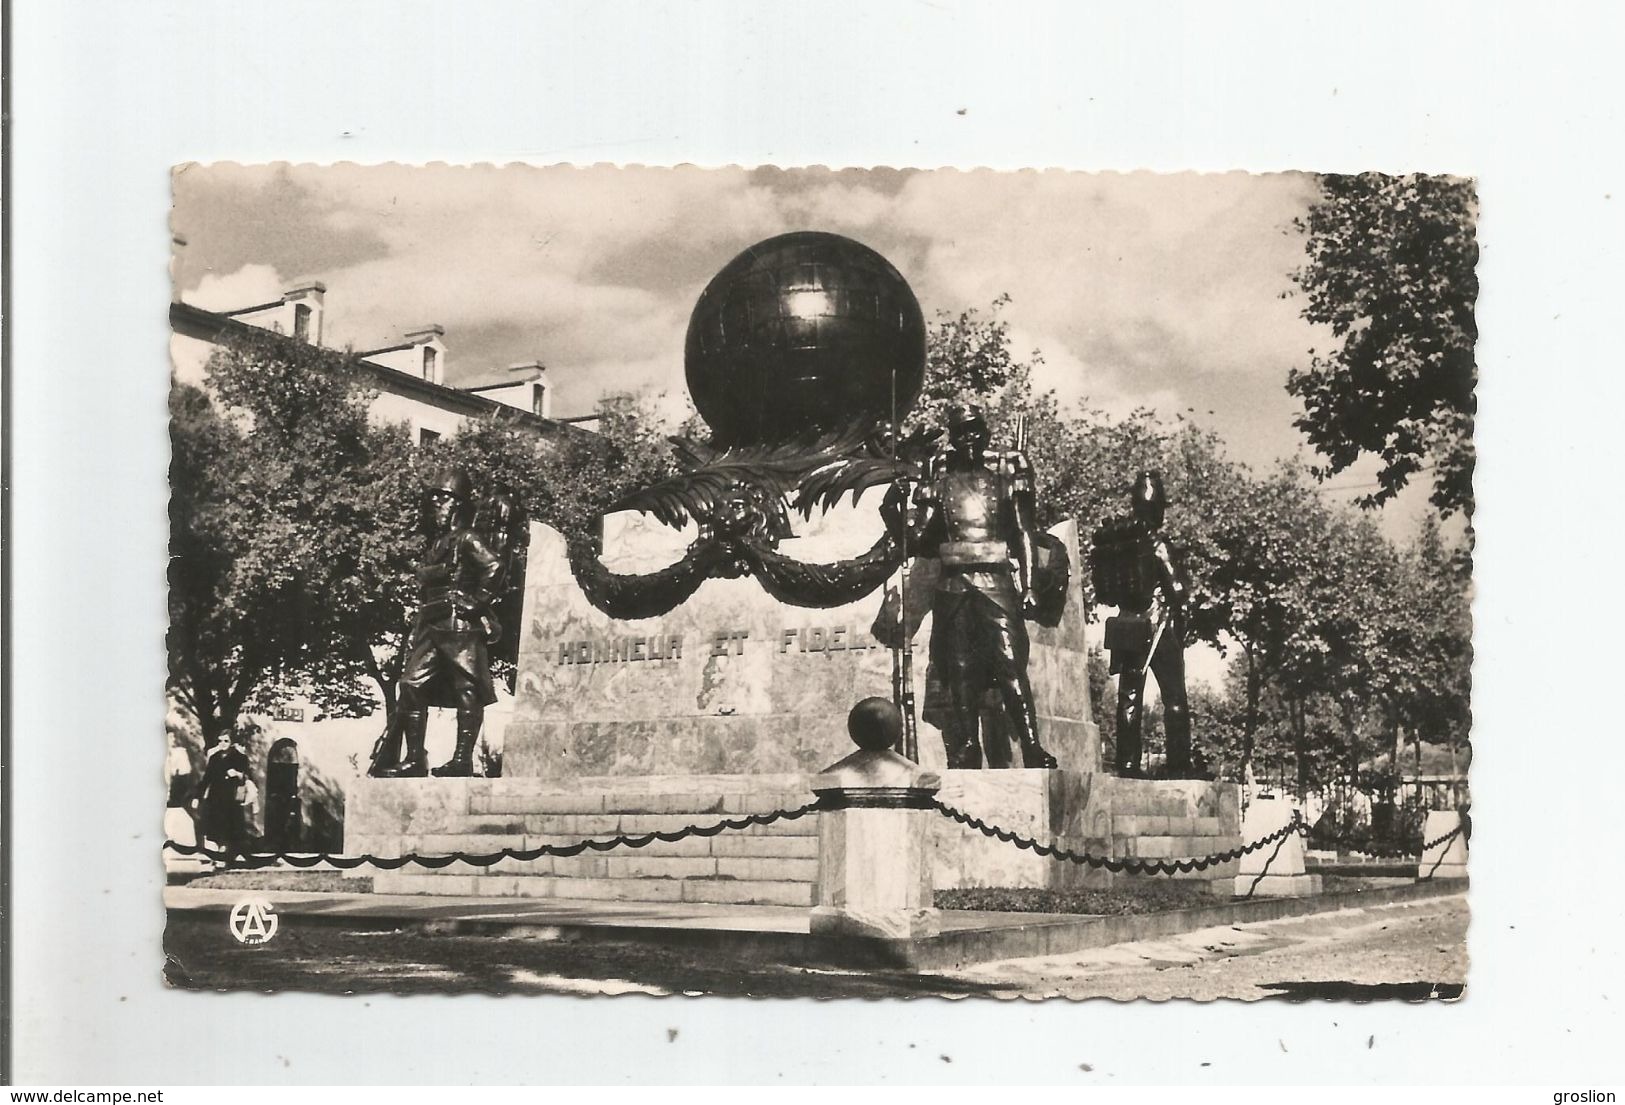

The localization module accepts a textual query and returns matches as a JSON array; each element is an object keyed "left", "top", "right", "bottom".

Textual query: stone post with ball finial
[{"left": 809, "top": 697, "right": 943, "bottom": 940}]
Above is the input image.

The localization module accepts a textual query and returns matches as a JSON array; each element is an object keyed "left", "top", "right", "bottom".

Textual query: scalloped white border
[{"left": 10, "top": 0, "right": 1620, "bottom": 1088}]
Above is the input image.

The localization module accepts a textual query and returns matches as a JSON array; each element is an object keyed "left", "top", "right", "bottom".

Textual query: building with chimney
[{"left": 169, "top": 280, "right": 591, "bottom": 448}]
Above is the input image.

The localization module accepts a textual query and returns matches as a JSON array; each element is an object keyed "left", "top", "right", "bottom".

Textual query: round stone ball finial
[
  {"left": 684, "top": 231, "right": 927, "bottom": 447},
  {"left": 847, "top": 697, "right": 904, "bottom": 752}
]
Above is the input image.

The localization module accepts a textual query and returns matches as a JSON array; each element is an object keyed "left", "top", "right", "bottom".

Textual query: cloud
[
  {"left": 172, "top": 165, "right": 1335, "bottom": 460},
  {"left": 186, "top": 263, "right": 286, "bottom": 312}
]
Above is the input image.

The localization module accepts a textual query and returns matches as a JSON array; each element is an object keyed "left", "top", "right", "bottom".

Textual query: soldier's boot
[
  {"left": 432, "top": 709, "right": 482, "bottom": 778},
  {"left": 377, "top": 711, "right": 429, "bottom": 778},
  {"left": 941, "top": 711, "right": 984, "bottom": 769},
  {"left": 1004, "top": 677, "right": 1058, "bottom": 769},
  {"left": 1115, "top": 682, "right": 1145, "bottom": 777}
]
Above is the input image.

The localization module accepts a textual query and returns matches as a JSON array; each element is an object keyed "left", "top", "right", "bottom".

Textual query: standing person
[
  {"left": 1091, "top": 471, "right": 1194, "bottom": 778},
  {"left": 884, "top": 404, "right": 1058, "bottom": 769},
  {"left": 370, "top": 467, "right": 503, "bottom": 778},
  {"left": 195, "top": 731, "right": 250, "bottom": 855}
]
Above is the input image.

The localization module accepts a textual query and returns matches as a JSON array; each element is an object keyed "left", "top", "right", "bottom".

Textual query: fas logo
[{"left": 229, "top": 897, "right": 279, "bottom": 945}]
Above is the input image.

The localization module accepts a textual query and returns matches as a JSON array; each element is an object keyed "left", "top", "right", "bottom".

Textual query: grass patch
[
  {"left": 936, "top": 881, "right": 1221, "bottom": 916},
  {"left": 184, "top": 870, "right": 373, "bottom": 894}
]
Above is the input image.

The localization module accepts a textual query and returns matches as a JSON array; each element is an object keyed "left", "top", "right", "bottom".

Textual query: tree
[
  {"left": 1288, "top": 172, "right": 1479, "bottom": 516},
  {"left": 1386, "top": 516, "right": 1473, "bottom": 800},
  {"left": 168, "top": 382, "right": 281, "bottom": 748},
  {"left": 171, "top": 329, "right": 686, "bottom": 745},
  {"left": 911, "top": 294, "right": 1027, "bottom": 433},
  {"left": 1199, "top": 460, "right": 1339, "bottom": 780},
  {"left": 169, "top": 331, "right": 418, "bottom": 744}
]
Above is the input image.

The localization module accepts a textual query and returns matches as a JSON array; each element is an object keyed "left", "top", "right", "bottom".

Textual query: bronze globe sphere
[{"left": 684, "top": 231, "right": 927, "bottom": 447}]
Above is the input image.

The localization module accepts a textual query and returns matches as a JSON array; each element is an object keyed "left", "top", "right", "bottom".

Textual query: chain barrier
[
  {"left": 936, "top": 799, "right": 1468, "bottom": 887},
  {"left": 931, "top": 799, "right": 1304, "bottom": 876},
  {"left": 1306, "top": 822, "right": 1468, "bottom": 862},
  {"left": 164, "top": 801, "right": 821, "bottom": 870}
]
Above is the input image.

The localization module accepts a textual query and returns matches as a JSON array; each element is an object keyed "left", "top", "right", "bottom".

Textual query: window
[
  {"left": 419, "top": 427, "right": 441, "bottom": 447},
  {"left": 422, "top": 346, "right": 438, "bottom": 381},
  {"left": 292, "top": 303, "right": 312, "bottom": 341},
  {"left": 532, "top": 383, "right": 547, "bottom": 417}
]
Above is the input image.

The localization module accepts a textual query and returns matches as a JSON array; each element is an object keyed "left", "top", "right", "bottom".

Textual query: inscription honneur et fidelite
[{"left": 540, "top": 621, "right": 885, "bottom": 667}]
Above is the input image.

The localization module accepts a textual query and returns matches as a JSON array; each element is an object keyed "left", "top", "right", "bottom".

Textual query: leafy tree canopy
[{"left": 1288, "top": 172, "right": 1479, "bottom": 516}]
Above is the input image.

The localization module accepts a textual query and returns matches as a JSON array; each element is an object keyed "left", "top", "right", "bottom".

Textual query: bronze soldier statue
[
  {"left": 884, "top": 404, "right": 1058, "bottom": 769},
  {"left": 1091, "top": 471, "right": 1193, "bottom": 778},
  {"left": 369, "top": 467, "right": 504, "bottom": 779}
]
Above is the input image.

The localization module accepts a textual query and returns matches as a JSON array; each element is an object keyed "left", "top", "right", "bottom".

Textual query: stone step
[
  {"left": 347, "top": 826, "right": 823, "bottom": 866},
  {"left": 1111, "top": 815, "right": 1226, "bottom": 836},
  {"left": 372, "top": 871, "right": 815, "bottom": 906},
  {"left": 1114, "top": 835, "right": 1244, "bottom": 859},
  {"left": 472, "top": 791, "right": 815, "bottom": 816}
]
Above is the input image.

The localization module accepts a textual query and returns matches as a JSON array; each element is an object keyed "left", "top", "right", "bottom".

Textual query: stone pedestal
[
  {"left": 809, "top": 746, "right": 941, "bottom": 940},
  {"left": 501, "top": 507, "right": 1098, "bottom": 781},
  {"left": 932, "top": 770, "right": 1242, "bottom": 894},
  {"left": 1234, "top": 795, "right": 1322, "bottom": 897},
  {"left": 1418, "top": 810, "right": 1469, "bottom": 880}
]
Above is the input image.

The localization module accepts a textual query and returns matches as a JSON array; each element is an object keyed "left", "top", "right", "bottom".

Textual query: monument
[{"left": 347, "top": 231, "right": 1242, "bottom": 904}]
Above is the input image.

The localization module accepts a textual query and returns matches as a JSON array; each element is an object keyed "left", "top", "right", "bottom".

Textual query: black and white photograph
[
  {"left": 161, "top": 164, "right": 1475, "bottom": 1001},
  {"left": 15, "top": 1, "right": 1625, "bottom": 1087}
]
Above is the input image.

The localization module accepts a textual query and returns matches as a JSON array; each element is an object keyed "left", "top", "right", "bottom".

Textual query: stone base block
[
  {"left": 1418, "top": 811, "right": 1469, "bottom": 881},
  {"left": 162, "top": 808, "right": 210, "bottom": 873},
  {"left": 1233, "top": 873, "right": 1323, "bottom": 897},
  {"left": 810, "top": 904, "right": 941, "bottom": 940}
]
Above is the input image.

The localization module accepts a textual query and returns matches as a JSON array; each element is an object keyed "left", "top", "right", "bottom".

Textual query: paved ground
[
  {"left": 954, "top": 893, "right": 1468, "bottom": 1001},
  {"left": 164, "top": 891, "right": 1466, "bottom": 1000}
]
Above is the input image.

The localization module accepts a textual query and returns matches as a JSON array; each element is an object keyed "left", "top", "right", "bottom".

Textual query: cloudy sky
[{"left": 172, "top": 162, "right": 1428, "bottom": 517}]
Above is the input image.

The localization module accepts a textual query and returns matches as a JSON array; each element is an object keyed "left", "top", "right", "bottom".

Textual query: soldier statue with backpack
[{"left": 1090, "top": 471, "right": 1196, "bottom": 778}]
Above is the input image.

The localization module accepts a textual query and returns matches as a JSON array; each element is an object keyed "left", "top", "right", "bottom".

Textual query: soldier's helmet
[
  {"left": 1131, "top": 470, "right": 1168, "bottom": 527},
  {"left": 427, "top": 466, "right": 474, "bottom": 501},
  {"left": 945, "top": 403, "right": 991, "bottom": 453}
]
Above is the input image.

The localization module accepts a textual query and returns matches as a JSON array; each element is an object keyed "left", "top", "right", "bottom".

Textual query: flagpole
[{"left": 891, "top": 364, "right": 918, "bottom": 762}]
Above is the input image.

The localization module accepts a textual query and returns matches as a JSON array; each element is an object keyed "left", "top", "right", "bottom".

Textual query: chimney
[
  {"left": 283, "top": 282, "right": 326, "bottom": 345},
  {"left": 405, "top": 325, "right": 447, "bottom": 385},
  {"left": 507, "top": 360, "right": 550, "bottom": 418}
]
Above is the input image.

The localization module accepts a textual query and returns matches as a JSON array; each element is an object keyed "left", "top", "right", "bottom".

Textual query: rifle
[
  {"left": 1141, "top": 611, "right": 1168, "bottom": 677},
  {"left": 893, "top": 474, "right": 920, "bottom": 762}
]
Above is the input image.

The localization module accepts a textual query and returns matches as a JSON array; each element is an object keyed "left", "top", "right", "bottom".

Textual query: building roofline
[
  {"left": 220, "top": 299, "right": 285, "bottom": 318},
  {"left": 170, "top": 300, "right": 601, "bottom": 448},
  {"left": 464, "top": 378, "right": 540, "bottom": 393}
]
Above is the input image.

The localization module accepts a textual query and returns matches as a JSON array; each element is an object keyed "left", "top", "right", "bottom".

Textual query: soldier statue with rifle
[
  {"left": 882, "top": 403, "right": 1059, "bottom": 770},
  {"left": 1090, "top": 471, "right": 1195, "bottom": 778},
  {"left": 369, "top": 466, "right": 504, "bottom": 779}
]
